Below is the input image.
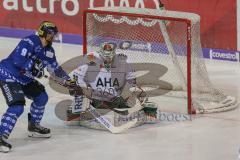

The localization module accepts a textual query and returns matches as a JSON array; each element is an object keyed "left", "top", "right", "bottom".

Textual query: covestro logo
[{"left": 209, "top": 49, "right": 239, "bottom": 61}]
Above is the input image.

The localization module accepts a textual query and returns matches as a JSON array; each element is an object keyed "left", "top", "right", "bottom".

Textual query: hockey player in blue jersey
[{"left": 0, "top": 21, "right": 75, "bottom": 152}]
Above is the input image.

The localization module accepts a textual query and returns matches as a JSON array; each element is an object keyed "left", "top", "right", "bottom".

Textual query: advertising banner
[{"left": 0, "top": 0, "right": 238, "bottom": 51}]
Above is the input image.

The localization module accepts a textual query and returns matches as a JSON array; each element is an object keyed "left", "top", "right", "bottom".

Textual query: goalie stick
[
  {"left": 87, "top": 105, "right": 138, "bottom": 133},
  {"left": 82, "top": 95, "right": 138, "bottom": 134}
]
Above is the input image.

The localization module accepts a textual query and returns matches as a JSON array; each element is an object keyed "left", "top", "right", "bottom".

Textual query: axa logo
[{"left": 89, "top": 0, "right": 161, "bottom": 9}]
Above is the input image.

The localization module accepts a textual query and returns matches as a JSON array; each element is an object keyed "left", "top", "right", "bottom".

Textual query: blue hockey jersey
[{"left": 0, "top": 34, "right": 69, "bottom": 85}]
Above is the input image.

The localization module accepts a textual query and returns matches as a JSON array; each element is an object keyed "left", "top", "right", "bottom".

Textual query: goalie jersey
[{"left": 70, "top": 52, "right": 135, "bottom": 102}]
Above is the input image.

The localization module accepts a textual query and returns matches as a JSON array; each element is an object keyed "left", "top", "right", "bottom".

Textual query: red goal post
[{"left": 82, "top": 7, "right": 238, "bottom": 114}]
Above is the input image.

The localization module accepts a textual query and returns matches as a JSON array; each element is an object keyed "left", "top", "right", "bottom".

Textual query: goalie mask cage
[{"left": 82, "top": 7, "right": 238, "bottom": 114}]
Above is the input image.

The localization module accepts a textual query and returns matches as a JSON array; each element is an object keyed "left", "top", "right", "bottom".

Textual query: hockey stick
[
  {"left": 24, "top": 71, "right": 74, "bottom": 89},
  {"left": 87, "top": 105, "right": 137, "bottom": 134},
  {"left": 82, "top": 95, "right": 138, "bottom": 133}
]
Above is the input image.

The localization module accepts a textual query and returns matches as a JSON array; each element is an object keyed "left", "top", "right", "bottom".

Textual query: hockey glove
[
  {"left": 66, "top": 79, "right": 83, "bottom": 96},
  {"left": 32, "top": 59, "right": 44, "bottom": 78}
]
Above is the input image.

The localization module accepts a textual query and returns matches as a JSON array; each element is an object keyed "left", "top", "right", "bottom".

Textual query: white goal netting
[{"left": 83, "top": 7, "right": 238, "bottom": 114}]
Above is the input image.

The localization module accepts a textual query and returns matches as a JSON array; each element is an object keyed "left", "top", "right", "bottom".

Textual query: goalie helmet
[
  {"left": 37, "top": 21, "right": 58, "bottom": 46},
  {"left": 99, "top": 42, "right": 117, "bottom": 62}
]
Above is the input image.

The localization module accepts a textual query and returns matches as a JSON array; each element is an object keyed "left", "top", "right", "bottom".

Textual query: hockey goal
[{"left": 82, "top": 7, "right": 238, "bottom": 114}]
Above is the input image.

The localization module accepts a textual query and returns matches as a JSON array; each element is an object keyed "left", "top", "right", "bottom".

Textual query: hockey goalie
[{"left": 66, "top": 42, "right": 158, "bottom": 132}]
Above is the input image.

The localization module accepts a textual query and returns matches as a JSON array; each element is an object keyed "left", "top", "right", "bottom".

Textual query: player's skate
[
  {"left": 0, "top": 136, "right": 12, "bottom": 153},
  {"left": 28, "top": 113, "right": 51, "bottom": 138}
]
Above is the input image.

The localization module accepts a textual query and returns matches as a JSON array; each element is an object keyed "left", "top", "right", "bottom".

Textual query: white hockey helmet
[{"left": 99, "top": 42, "right": 117, "bottom": 61}]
